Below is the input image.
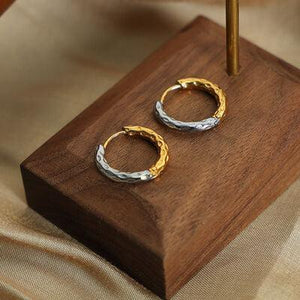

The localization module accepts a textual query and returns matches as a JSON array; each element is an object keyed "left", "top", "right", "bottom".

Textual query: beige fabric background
[{"left": 0, "top": 0, "right": 299, "bottom": 299}]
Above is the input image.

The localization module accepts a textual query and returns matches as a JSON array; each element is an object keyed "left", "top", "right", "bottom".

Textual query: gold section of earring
[
  {"left": 161, "top": 78, "right": 226, "bottom": 121},
  {"left": 103, "top": 131, "right": 127, "bottom": 149},
  {"left": 97, "top": 126, "right": 169, "bottom": 182},
  {"left": 123, "top": 126, "right": 169, "bottom": 178}
]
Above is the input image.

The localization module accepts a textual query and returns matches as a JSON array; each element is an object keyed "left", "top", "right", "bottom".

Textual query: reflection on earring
[
  {"left": 154, "top": 78, "right": 226, "bottom": 131},
  {"left": 95, "top": 126, "right": 169, "bottom": 183}
]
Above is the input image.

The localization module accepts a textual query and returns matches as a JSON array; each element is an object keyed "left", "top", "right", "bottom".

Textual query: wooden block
[
  {"left": 0, "top": 0, "right": 14, "bottom": 15},
  {"left": 21, "top": 16, "right": 300, "bottom": 299}
]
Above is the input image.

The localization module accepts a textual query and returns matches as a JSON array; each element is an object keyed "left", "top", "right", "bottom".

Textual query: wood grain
[{"left": 21, "top": 16, "right": 300, "bottom": 299}]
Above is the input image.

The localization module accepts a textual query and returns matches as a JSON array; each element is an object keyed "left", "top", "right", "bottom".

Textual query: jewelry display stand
[{"left": 21, "top": 16, "right": 300, "bottom": 299}]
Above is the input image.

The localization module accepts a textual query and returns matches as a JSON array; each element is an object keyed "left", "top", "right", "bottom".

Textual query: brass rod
[{"left": 226, "top": 0, "right": 240, "bottom": 75}]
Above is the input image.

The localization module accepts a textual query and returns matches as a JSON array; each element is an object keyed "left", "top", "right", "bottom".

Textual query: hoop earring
[
  {"left": 154, "top": 78, "right": 226, "bottom": 131},
  {"left": 95, "top": 126, "right": 169, "bottom": 183}
]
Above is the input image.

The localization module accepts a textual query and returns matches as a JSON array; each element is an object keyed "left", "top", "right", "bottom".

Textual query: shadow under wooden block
[{"left": 21, "top": 16, "right": 300, "bottom": 299}]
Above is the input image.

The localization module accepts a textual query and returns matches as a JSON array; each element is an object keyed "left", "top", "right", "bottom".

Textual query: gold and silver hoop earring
[
  {"left": 154, "top": 78, "right": 226, "bottom": 131},
  {"left": 95, "top": 126, "right": 169, "bottom": 183}
]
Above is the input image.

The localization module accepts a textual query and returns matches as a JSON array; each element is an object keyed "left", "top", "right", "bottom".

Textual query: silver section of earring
[
  {"left": 154, "top": 101, "right": 220, "bottom": 131},
  {"left": 95, "top": 145, "right": 154, "bottom": 183}
]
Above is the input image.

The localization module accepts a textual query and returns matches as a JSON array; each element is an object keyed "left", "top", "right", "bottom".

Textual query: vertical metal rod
[{"left": 226, "top": 0, "right": 239, "bottom": 75}]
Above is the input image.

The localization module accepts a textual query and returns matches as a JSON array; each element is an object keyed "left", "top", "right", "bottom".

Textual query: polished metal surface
[{"left": 226, "top": 0, "right": 240, "bottom": 75}]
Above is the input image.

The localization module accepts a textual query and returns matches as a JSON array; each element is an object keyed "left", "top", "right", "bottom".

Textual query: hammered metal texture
[
  {"left": 95, "top": 145, "right": 154, "bottom": 183},
  {"left": 154, "top": 101, "right": 220, "bottom": 131},
  {"left": 177, "top": 78, "right": 226, "bottom": 120},
  {"left": 155, "top": 78, "right": 226, "bottom": 131},
  {"left": 95, "top": 126, "right": 169, "bottom": 183},
  {"left": 123, "top": 126, "right": 169, "bottom": 177}
]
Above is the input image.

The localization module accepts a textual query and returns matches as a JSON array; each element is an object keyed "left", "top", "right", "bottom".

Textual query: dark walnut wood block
[
  {"left": 0, "top": 0, "right": 14, "bottom": 15},
  {"left": 21, "top": 17, "right": 300, "bottom": 299}
]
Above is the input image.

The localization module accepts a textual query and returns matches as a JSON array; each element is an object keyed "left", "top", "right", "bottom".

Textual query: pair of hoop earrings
[{"left": 96, "top": 78, "right": 226, "bottom": 183}]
